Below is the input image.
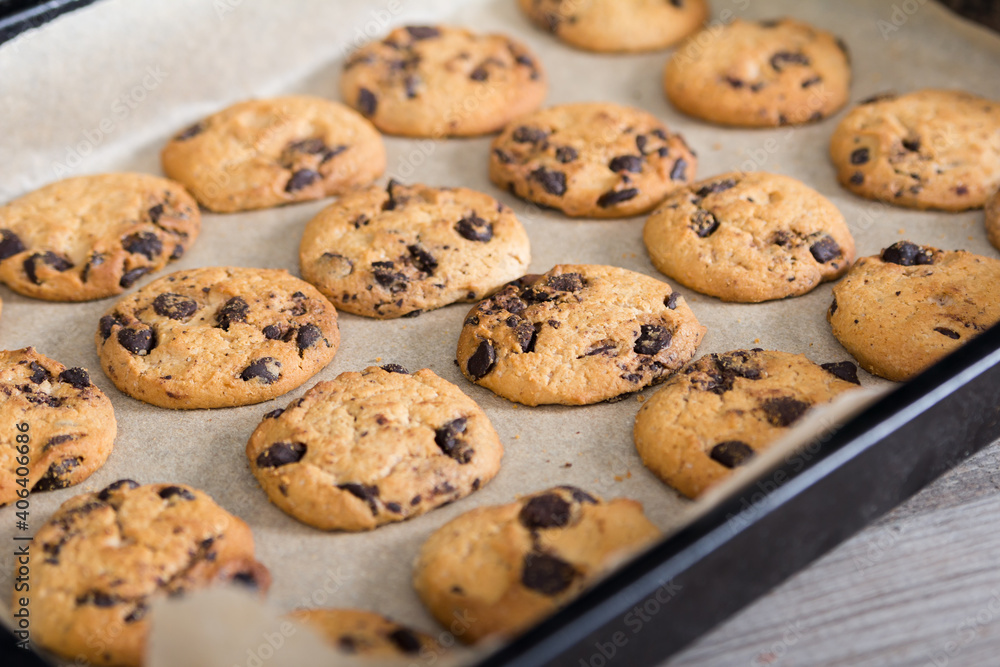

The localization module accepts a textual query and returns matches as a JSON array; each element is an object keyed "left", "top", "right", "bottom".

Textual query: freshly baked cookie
[
  {"left": 828, "top": 241, "right": 1000, "bottom": 381},
  {"left": 987, "top": 189, "right": 1000, "bottom": 250},
  {"left": 664, "top": 18, "right": 851, "bottom": 127},
  {"left": 643, "top": 172, "right": 855, "bottom": 302},
  {"left": 340, "top": 25, "right": 547, "bottom": 137},
  {"left": 830, "top": 90, "right": 1000, "bottom": 211},
  {"left": 24, "top": 481, "right": 270, "bottom": 667},
  {"left": 300, "top": 181, "right": 531, "bottom": 319},
  {"left": 288, "top": 608, "right": 436, "bottom": 657},
  {"left": 456, "top": 264, "right": 706, "bottom": 405},
  {"left": 634, "top": 349, "right": 861, "bottom": 499},
  {"left": 0, "top": 173, "right": 199, "bottom": 301},
  {"left": 519, "top": 0, "right": 708, "bottom": 53},
  {"left": 96, "top": 267, "right": 339, "bottom": 409},
  {"left": 161, "top": 96, "right": 385, "bottom": 213},
  {"left": 247, "top": 366, "right": 502, "bottom": 531},
  {"left": 0, "top": 348, "right": 115, "bottom": 504},
  {"left": 490, "top": 102, "right": 697, "bottom": 218},
  {"left": 413, "top": 485, "right": 660, "bottom": 644}
]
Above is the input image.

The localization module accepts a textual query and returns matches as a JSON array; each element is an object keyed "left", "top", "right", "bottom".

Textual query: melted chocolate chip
[
  {"left": 76, "top": 591, "right": 118, "bottom": 607},
  {"left": 665, "top": 292, "right": 679, "bottom": 310},
  {"left": 519, "top": 494, "right": 571, "bottom": 529},
  {"left": 435, "top": 417, "right": 472, "bottom": 463},
  {"left": 467, "top": 340, "right": 496, "bottom": 379},
  {"left": 158, "top": 486, "right": 196, "bottom": 501},
  {"left": 256, "top": 441, "right": 307, "bottom": 468},
  {"left": 406, "top": 26, "right": 440, "bottom": 40},
  {"left": 849, "top": 172, "right": 864, "bottom": 185},
  {"left": 821, "top": 361, "right": 860, "bottom": 385},
  {"left": 174, "top": 123, "right": 205, "bottom": 140},
  {"left": 456, "top": 214, "right": 494, "bottom": 242},
  {"left": 153, "top": 293, "right": 198, "bottom": 320},
  {"left": 58, "top": 367, "right": 91, "bottom": 389},
  {"left": 408, "top": 245, "right": 437, "bottom": 274},
  {"left": 530, "top": 168, "right": 567, "bottom": 196},
  {"left": 761, "top": 396, "right": 811, "bottom": 427},
  {"left": 33, "top": 457, "right": 82, "bottom": 491},
  {"left": 120, "top": 267, "right": 151, "bottom": 288},
  {"left": 809, "top": 236, "right": 842, "bottom": 263},
  {"left": 241, "top": 357, "right": 281, "bottom": 384},
  {"left": 24, "top": 252, "right": 73, "bottom": 284},
  {"left": 470, "top": 65, "right": 489, "bottom": 81},
  {"left": 216, "top": 296, "right": 250, "bottom": 330},
  {"left": 902, "top": 137, "right": 921, "bottom": 152},
  {"left": 388, "top": 628, "right": 422, "bottom": 654},
  {"left": 286, "top": 169, "right": 321, "bottom": 193},
  {"left": 117, "top": 327, "right": 155, "bottom": 355},
  {"left": 597, "top": 188, "right": 639, "bottom": 208},
  {"left": 609, "top": 155, "right": 643, "bottom": 173},
  {"left": 695, "top": 179, "right": 737, "bottom": 197},
  {"left": 295, "top": 323, "right": 323, "bottom": 352},
  {"left": 770, "top": 51, "right": 811, "bottom": 71},
  {"left": 263, "top": 408, "right": 285, "bottom": 419},
  {"left": 691, "top": 209, "right": 720, "bottom": 237},
  {"left": 558, "top": 485, "right": 597, "bottom": 504},
  {"left": 122, "top": 232, "right": 163, "bottom": 260},
  {"left": 512, "top": 126, "right": 549, "bottom": 144},
  {"left": 338, "top": 483, "right": 379, "bottom": 515},
  {"left": 881, "top": 241, "right": 934, "bottom": 266},
  {"left": 521, "top": 552, "right": 577, "bottom": 596},
  {"left": 99, "top": 314, "right": 123, "bottom": 341},
  {"left": 935, "top": 327, "right": 961, "bottom": 340},
  {"left": 850, "top": 148, "right": 870, "bottom": 165},
  {"left": 709, "top": 441, "right": 755, "bottom": 468},
  {"left": 494, "top": 148, "right": 515, "bottom": 164},
  {"left": 357, "top": 88, "right": 378, "bottom": 117},
  {"left": 0, "top": 229, "right": 26, "bottom": 260},
  {"left": 548, "top": 272, "right": 583, "bottom": 292},
  {"left": 381, "top": 363, "right": 409, "bottom": 374},
  {"left": 670, "top": 158, "right": 689, "bottom": 181},
  {"left": 262, "top": 324, "right": 284, "bottom": 340},
  {"left": 634, "top": 325, "right": 672, "bottom": 355},
  {"left": 28, "top": 361, "right": 51, "bottom": 384},
  {"left": 556, "top": 146, "right": 578, "bottom": 163},
  {"left": 97, "top": 479, "right": 140, "bottom": 501},
  {"left": 372, "top": 261, "right": 409, "bottom": 293}
]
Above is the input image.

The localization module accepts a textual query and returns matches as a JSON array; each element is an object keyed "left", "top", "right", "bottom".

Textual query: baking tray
[{"left": 2, "top": 1, "right": 999, "bottom": 666}]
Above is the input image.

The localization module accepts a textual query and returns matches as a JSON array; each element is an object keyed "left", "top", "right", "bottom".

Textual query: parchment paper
[{"left": 1, "top": 0, "right": 998, "bottom": 664}]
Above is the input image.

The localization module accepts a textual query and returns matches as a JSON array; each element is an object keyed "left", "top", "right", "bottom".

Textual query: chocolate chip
[
  {"left": 381, "top": 364, "right": 409, "bottom": 374},
  {"left": 338, "top": 483, "right": 379, "bottom": 515},
  {"left": 598, "top": 188, "right": 639, "bottom": 208},
  {"left": 263, "top": 408, "right": 285, "bottom": 419},
  {"left": 0, "top": 229, "right": 26, "bottom": 260},
  {"left": 406, "top": 25, "right": 440, "bottom": 40},
  {"left": 287, "top": 138, "right": 325, "bottom": 154},
  {"left": 158, "top": 486, "right": 196, "bottom": 501},
  {"left": 99, "top": 314, "right": 122, "bottom": 341},
  {"left": 122, "top": 232, "right": 162, "bottom": 260},
  {"left": 770, "top": 51, "right": 810, "bottom": 71},
  {"left": 556, "top": 146, "right": 578, "bottom": 163},
  {"left": 821, "top": 361, "right": 860, "bottom": 385},
  {"left": 695, "top": 179, "right": 737, "bottom": 197},
  {"left": 529, "top": 168, "right": 567, "bottom": 196},
  {"left": 153, "top": 293, "right": 198, "bottom": 320},
  {"left": 216, "top": 296, "right": 250, "bottom": 330},
  {"left": 609, "top": 155, "right": 643, "bottom": 173},
  {"left": 261, "top": 325, "right": 284, "bottom": 340},
  {"left": 76, "top": 591, "right": 118, "bottom": 607},
  {"left": 435, "top": 417, "right": 472, "bottom": 463},
  {"left": 286, "top": 169, "right": 320, "bottom": 193},
  {"left": 692, "top": 209, "right": 719, "bottom": 237},
  {"left": 670, "top": 158, "right": 688, "bottom": 181},
  {"left": 861, "top": 92, "right": 896, "bottom": 105},
  {"left": 829, "top": 297, "right": 838, "bottom": 315},
  {"left": 117, "top": 327, "right": 155, "bottom": 355},
  {"left": 241, "top": 357, "right": 281, "bottom": 384},
  {"left": 43, "top": 434, "right": 75, "bottom": 452},
  {"left": 519, "top": 494, "right": 571, "bottom": 529},
  {"left": 849, "top": 172, "right": 864, "bottom": 185},
  {"left": 120, "top": 267, "right": 150, "bottom": 288},
  {"left": 174, "top": 123, "right": 204, "bottom": 140},
  {"left": 28, "top": 361, "right": 51, "bottom": 384},
  {"left": 470, "top": 65, "right": 489, "bottom": 81},
  {"left": 256, "top": 441, "right": 306, "bottom": 468},
  {"left": 582, "top": 340, "right": 617, "bottom": 357},
  {"left": 558, "top": 486, "right": 597, "bottom": 504},
  {"left": 408, "top": 244, "right": 437, "bottom": 274},
  {"left": 97, "top": 479, "right": 140, "bottom": 501},
  {"left": 24, "top": 252, "right": 73, "bottom": 284},
  {"left": 521, "top": 552, "right": 577, "bottom": 596},
  {"left": 665, "top": 293, "right": 679, "bottom": 310},
  {"left": 388, "top": 628, "right": 422, "bottom": 654},
  {"left": 634, "top": 325, "right": 672, "bottom": 355},
  {"left": 850, "top": 148, "right": 870, "bottom": 165},
  {"left": 357, "top": 88, "right": 378, "bottom": 117},
  {"left": 33, "top": 457, "right": 82, "bottom": 491},
  {"left": 955, "top": 185, "right": 969, "bottom": 196},
  {"left": 881, "top": 241, "right": 934, "bottom": 266},
  {"left": 709, "top": 441, "right": 755, "bottom": 468},
  {"left": 456, "top": 214, "right": 494, "bottom": 242},
  {"left": 512, "top": 126, "right": 549, "bottom": 144},
  {"left": 547, "top": 272, "right": 583, "bottom": 292},
  {"left": 935, "top": 327, "right": 961, "bottom": 339},
  {"left": 494, "top": 148, "right": 515, "bottom": 164},
  {"left": 761, "top": 396, "right": 811, "bottom": 427},
  {"left": 809, "top": 236, "right": 842, "bottom": 263},
  {"left": 467, "top": 340, "right": 496, "bottom": 379},
  {"left": 58, "top": 368, "right": 91, "bottom": 389},
  {"left": 372, "top": 261, "right": 409, "bottom": 293},
  {"left": 296, "top": 323, "right": 323, "bottom": 352},
  {"left": 802, "top": 76, "right": 822, "bottom": 88},
  {"left": 124, "top": 605, "right": 147, "bottom": 623},
  {"left": 901, "top": 137, "right": 921, "bottom": 152}
]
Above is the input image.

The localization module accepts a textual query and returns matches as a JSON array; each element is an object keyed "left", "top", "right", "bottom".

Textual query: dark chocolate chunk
[
  {"left": 58, "top": 367, "right": 91, "bottom": 389},
  {"left": 821, "top": 361, "right": 860, "bottom": 385},
  {"left": 902, "top": 137, "right": 921, "bottom": 152},
  {"left": 263, "top": 408, "right": 285, "bottom": 419},
  {"left": 405, "top": 26, "right": 440, "bottom": 40},
  {"left": 547, "top": 272, "right": 583, "bottom": 292},
  {"left": 338, "top": 482, "right": 380, "bottom": 515},
  {"left": 761, "top": 396, "right": 811, "bottom": 427},
  {"left": 372, "top": 261, "right": 409, "bottom": 293},
  {"left": 512, "top": 126, "right": 549, "bottom": 144},
  {"left": 76, "top": 591, "right": 118, "bottom": 607},
  {"left": 256, "top": 441, "right": 307, "bottom": 468},
  {"left": 691, "top": 209, "right": 720, "bottom": 237},
  {"left": 493, "top": 148, "right": 515, "bottom": 164},
  {"left": 556, "top": 146, "right": 578, "bottom": 163},
  {"left": 470, "top": 65, "right": 489, "bottom": 81},
  {"left": 388, "top": 628, "right": 423, "bottom": 655},
  {"left": 24, "top": 252, "right": 74, "bottom": 284},
  {"left": 33, "top": 457, "right": 82, "bottom": 491},
  {"left": 262, "top": 324, "right": 284, "bottom": 340},
  {"left": 295, "top": 323, "right": 323, "bottom": 352},
  {"left": 407, "top": 244, "right": 437, "bottom": 274},
  {"left": 634, "top": 324, "right": 672, "bottom": 355},
  {"left": 802, "top": 76, "right": 822, "bottom": 88},
  {"left": 935, "top": 327, "right": 961, "bottom": 340},
  {"left": 381, "top": 363, "right": 409, "bottom": 374},
  {"left": 158, "top": 486, "right": 196, "bottom": 501},
  {"left": 97, "top": 479, "right": 140, "bottom": 501},
  {"left": 357, "top": 88, "right": 378, "bottom": 117},
  {"left": 174, "top": 123, "right": 205, "bottom": 140},
  {"left": 609, "top": 155, "right": 643, "bottom": 173},
  {"left": 665, "top": 292, "right": 679, "bottom": 310},
  {"left": 849, "top": 171, "right": 864, "bottom": 185},
  {"left": 809, "top": 236, "right": 842, "bottom": 263},
  {"left": 43, "top": 434, "right": 75, "bottom": 452},
  {"left": 117, "top": 327, "right": 155, "bottom": 355},
  {"left": 670, "top": 158, "right": 688, "bottom": 181},
  {"left": 519, "top": 494, "right": 571, "bottom": 529},
  {"left": 529, "top": 168, "right": 567, "bottom": 196},
  {"left": 0, "top": 229, "right": 26, "bottom": 260},
  {"left": 521, "top": 552, "right": 577, "bottom": 596},
  {"left": 829, "top": 297, "right": 838, "bottom": 315},
  {"left": 286, "top": 169, "right": 321, "bottom": 193},
  {"left": 435, "top": 417, "right": 472, "bottom": 463},
  {"left": 287, "top": 138, "right": 325, "bottom": 154},
  {"left": 153, "top": 293, "right": 198, "bottom": 320},
  {"left": 120, "top": 267, "right": 151, "bottom": 288},
  {"left": 240, "top": 357, "right": 281, "bottom": 384},
  {"left": 881, "top": 241, "right": 934, "bottom": 266},
  {"left": 709, "top": 441, "right": 755, "bottom": 468},
  {"left": 850, "top": 148, "right": 870, "bottom": 165},
  {"left": 695, "top": 179, "right": 737, "bottom": 197},
  {"left": 28, "top": 361, "right": 51, "bottom": 384},
  {"left": 558, "top": 485, "right": 597, "bottom": 504},
  {"left": 597, "top": 188, "right": 639, "bottom": 208},
  {"left": 770, "top": 51, "right": 811, "bottom": 70},
  {"left": 122, "top": 232, "right": 163, "bottom": 260},
  {"left": 456, "top": 214, "right": 494, "bottom": 242},
  {"left": 467, "top": 340, "right": 496, "bottom": 379},
  {"left": 216, "top": 296, "right": 250, "bottom": 330}
]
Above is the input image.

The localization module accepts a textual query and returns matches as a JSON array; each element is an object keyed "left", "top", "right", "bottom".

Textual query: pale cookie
[
  {"left": 0, "top": 348, "right": 115, "bottom": 505},
  {"left": 161, "top": 96, "right": 385, "bottom": 213},
  {"left": 24, "top": 481, "right": 271, "bottom": 667},
  {"left": 456, "top": 264, "right": 706, "bottom": 405},
  {"left": 830, "top": 90, "right": 1000, "bottom": 211},
  {"left": 519, "top": 0, "right": 708, "bottom": 53},
  {"left": 247, "top": 366, "right": 502, "bottom": 531},
  {"left": 643, "top": 172, "right": 855, "bottom": 302},
  {"left": 829, "top": 241, "right": 1000, "bottom": 381},
  {"left": 288, "top": 608, "right": 437, "bottom": 658},
  {"left": 664, "top": 18, "right": 851, "bottom": 127},
  {"left": 490, "top": 102, "right": 697, "bottom": 218},
  {"left": 634, "top": 349, "right": 861, "bottom": 499},
  {"left": 300, "top": 181, "right": 531, "bottom": 319},
  {"left": 341, "top": 25, "right": 547, "bottom": 137},
  {"left": 96, "top": 267, "right": 339, "bottom": 409},
  {"left": 987, "top": 189, "right": 1000, "bottom": 250},
  {"left": 413, "top": 486, "right": 660, "bottom": 644},
  {"left": 0, "top": 173, "right": 199, "bottom": 301}
]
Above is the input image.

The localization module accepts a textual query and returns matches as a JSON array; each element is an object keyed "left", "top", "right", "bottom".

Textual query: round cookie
[
  {"left": 830, "top": 90, "right": 1000, "bottom": 211},
  {"left": 413, "top": 485, "right": 660, "bottom": 644},
  {"left": 828, "top": 241, "right": 1000, "bottom": 381},
  {"left": 246, "top": 366, "right": 502, "bottom": 531},
  {"left": 340, "top": 25, "right": 547, "bottom": 138},
  {"left": 24, "top": 480, "right": 271, "bottom": 667},
  {"left": 288, "top": 608, "right": 437, "bottom": 658},
  {"left": 634, "top": 349, "right": 862, "bottom": 499},
  {"left": 519, "top": 0, "right": 708, "bottom": 53},
  {"left": 643, "top": 172, "right": 855, "bottom": 302},
  {"left": 300, "top": 181, "right": 531, "bottom": 319},
  {"left": 96, "top": 267, "right": 340, "bottom": 409},
  {"left": 987, "top": 189, "right": 1000, "bottom": 251},
  {"left": 161, "top": 96, "right": 385, "bottom": 213},
  {"left": 664, "top": 18, "right": 851, "bottom": 127},
  {"left": 456, "top": 264, "right": 707, "bottom": 405},
  {"left": 0, "top": 348, "right": 115, "bottom": 504},
  {"left": 0, "top": 173, "right": 199, "bottom": 301},
  {"left": 490, "top": 102, "right": 697, "bottom": 218}
]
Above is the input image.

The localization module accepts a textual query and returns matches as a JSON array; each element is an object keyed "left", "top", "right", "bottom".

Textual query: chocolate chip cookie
[
  {"left": 0, "top": 173, "right": 199, "bottom": 301},
  {"left": 299, "top": 181, "right": 531, "bottom": 319},
  {"left": 288, "top": 608, "right": 436, "bottom": 657},
  {"left": 456, "top": 265, "right": 706, "bottom": 405},
  {"left": 664, "top": 18, "right": 851, "bottom": 127},
  {"left": 830, "top": 90, "right": 1000, "bottom": 210},
  {"left": 490, "top": 102, "right": 697, "bottom": 218},
  {"left": 828, "top": 241, "right": 1000, "bottom": 381},
  {"left": 161, "top": 96, "right": 385, "bottom": 212},
  {"left": 246, "top": 366, "right": 502, "bottom": 531},
  {"left": 987, "top": 188, "right": 1000, "bottom": 250},
  {"left": 25, "top": 481, "right": 271, "bottom": 667},
  {"left": 413, "top": 486, "right": 660, "bottom": 644},
  {"left": 340, "top": 25, "right": 547, "bottom": 137},
  {"left": 643, "top": 172, "right": 855, "bottom": 302},
  {"left": 634, "top": 349, "right": 862, "bottom": 499},
  {"left": 96, "top": 267, "right": 340, "bottom": 409},
  {"left": 1, "top": 348, "right": 115, "bottom": 505},
  {"left": 519, "top": 0, "right": 708, "bottom": 53}
]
